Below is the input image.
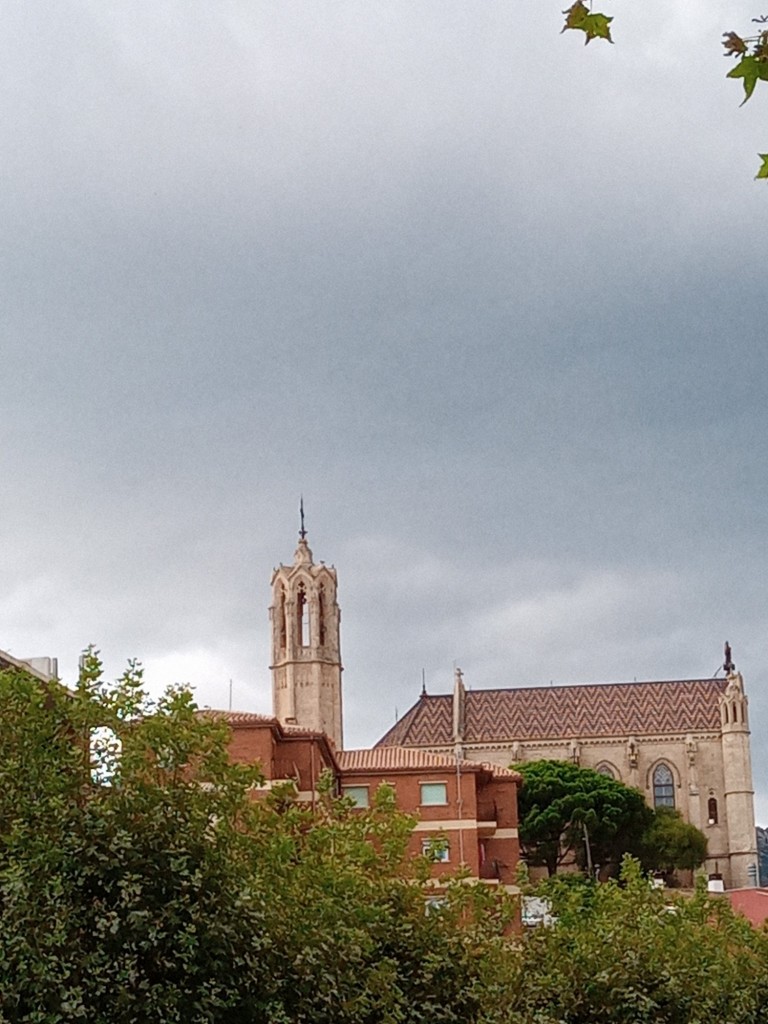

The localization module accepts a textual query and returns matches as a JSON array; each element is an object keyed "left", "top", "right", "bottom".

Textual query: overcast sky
[{"left": 2, "top": 1, "right": 767, "bottom": 821}]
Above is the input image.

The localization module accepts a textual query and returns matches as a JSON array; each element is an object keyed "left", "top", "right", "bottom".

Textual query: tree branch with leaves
[
  {"left": 724, "top": 17, "right": 768, "bottom": 177},
  {"left": 560, "top": 3, "right": 768, "bottom": 179}
]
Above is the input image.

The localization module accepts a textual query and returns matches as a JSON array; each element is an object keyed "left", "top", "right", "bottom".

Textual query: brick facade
[{"left": 209, "top": 709, "right": 521, "bottom": 888}]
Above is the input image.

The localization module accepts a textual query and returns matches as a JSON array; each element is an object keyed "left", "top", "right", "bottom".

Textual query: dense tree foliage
[
  {"left": 0, "top": 653, "right": 514, "bottom": 1023},
  {"left": 3, "top": 658, "right": 768, "bottom": 1022},
  {"left": 513, "top": 760, "right": 653, "bottom": 876},
  {"left": 514, "top": 760, "right": 709, "bottom": 880},
  {"left": 640, "top": 806, "right": 708, "bottom": 879},
  {"left": 509, "top": 859, "right": 768, "bottom": 1024}
]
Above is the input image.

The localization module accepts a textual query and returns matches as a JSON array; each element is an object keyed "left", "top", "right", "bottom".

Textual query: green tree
[
  {"left": 514, "top": 760, "right": 653, "bottom": 877},
  {"left": 0, "top": 653, "right": 515, "bottom": 1024},
  {"left": 4, "top": 658, "right": 768, "bottom": 1023},
  {"left": 509, "top": 858, "right": 768, "bottom": 1024},
  {"left": 640, "top": 806, "right": 708, "bottom": 880}
]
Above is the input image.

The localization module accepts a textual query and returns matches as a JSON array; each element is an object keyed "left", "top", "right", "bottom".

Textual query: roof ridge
[
  {"left": 338, "top": 745, "right": 520, "bottom": 779},
  {"left": 462, "top": 677, "right": 723, "bottom": 696}
]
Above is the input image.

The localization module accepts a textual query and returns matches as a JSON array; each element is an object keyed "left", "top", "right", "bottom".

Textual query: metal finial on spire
[
  {"left": 299, "top": 495, "right": 307, "bottom": 539},
  {"left": 724, "top": 641, "right": 735, "bottom": 674}
]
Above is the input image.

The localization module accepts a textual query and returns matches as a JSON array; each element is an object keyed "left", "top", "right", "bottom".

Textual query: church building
[
  {"left": 264, "top": 527, "right": 757, "bottom": 890},
  {"left": 377, "top": 663, "right": 757, "bottom": 888}
]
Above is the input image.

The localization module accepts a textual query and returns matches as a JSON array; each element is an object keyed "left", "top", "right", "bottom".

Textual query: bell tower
[
  {"left": 269, "top": 510, "right": 343, "bottom": 747},
  {"left": 718, "top": 645, "right": 757, "bottom": 888}
]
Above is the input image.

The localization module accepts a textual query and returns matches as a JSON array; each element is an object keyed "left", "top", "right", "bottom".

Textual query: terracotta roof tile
[
  {"left": 338, "top": 746, "right": 519, "bottom": 779},
  {"left": 376, "top": 678, "right": 728, "bottom": 747},
  {"left": 727, "top": 889, "right": 768, "bottom": 928},
  {"left": 198, "top": 710, "right": 278, "bottom": 726},
  {"left": 197, "top": 709, "right": 330, "bottom": 738}
]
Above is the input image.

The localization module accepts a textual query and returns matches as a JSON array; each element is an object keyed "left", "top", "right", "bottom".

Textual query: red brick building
[
  {"left": 209, "top": 708, "right": 521, "bottom": 887},
  {"left": 337, "top": 746, "right": 519, "bottom": 884}
]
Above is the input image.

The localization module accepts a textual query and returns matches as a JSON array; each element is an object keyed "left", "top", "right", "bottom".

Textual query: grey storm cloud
[{"left": 1, "top": 1, "right": 767, "bottom": 818}]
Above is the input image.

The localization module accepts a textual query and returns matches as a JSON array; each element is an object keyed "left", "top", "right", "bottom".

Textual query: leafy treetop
[
  {"left": 510, "top": 857, "right": 768, "bottom": 1024},
  {"left": 640, "top": 804, "right": 708, "bottom": 878},
  {"left": 1, "top": 653, "right": 767, "bottom": 1022},
  {"left": 0, "top": 649, "right": 516, "bottom": 1024},
  {"left": 513, "top": 759, "right": 652, "bottom": 877}
]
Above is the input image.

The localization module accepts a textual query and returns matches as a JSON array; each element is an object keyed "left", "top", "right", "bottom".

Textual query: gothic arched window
[
  {"left": 278, "top": 587, "right": 287, "bottom": 650},
  {"left": 653, "top": 763, "right": 675, "bottom": 808},
  {"left": 297, "top": 582, "right": 309, "bottom": 647},
  {"left": 318, "top": 585, "right": 326, "bottom": 647},
  {"left": 708, "top": 796, "right": 718, "bottom": 825},
  {"left": 595, "top": 763, "right": 617, "bottom": 780}
]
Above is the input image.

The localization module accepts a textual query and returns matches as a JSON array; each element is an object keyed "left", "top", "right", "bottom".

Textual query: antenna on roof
[
  {"left": 394, "top": 705, "right": 399, "bottom": 722},
  {"left": 421, "top": 668, "right": 427, "bottom": 696},
  {"left": 299, "top": 495, "right": 307, "bottom": 539}
]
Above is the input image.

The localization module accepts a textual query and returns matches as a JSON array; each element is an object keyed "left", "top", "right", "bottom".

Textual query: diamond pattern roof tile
[{"left": 376, "top": 678, "right": 728, "bottom": 747}]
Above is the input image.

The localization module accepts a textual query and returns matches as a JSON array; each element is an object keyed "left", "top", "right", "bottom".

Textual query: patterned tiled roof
[
  {"left": 338, "top": 746, "right": 519, "bottom": 779},
  {"left": 376, "top": 678, "right": 728, "bottom": 747}
]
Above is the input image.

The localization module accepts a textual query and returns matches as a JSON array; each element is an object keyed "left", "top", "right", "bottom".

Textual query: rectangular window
[
  {"left": 422, "top": 837, "right": 450, "bottom": 862},
  {"left": 342, "top": 785, "right": 369, "bottom": 808},
  {"left": 419, "top": 782, "right": 448, "bottom": 806}
]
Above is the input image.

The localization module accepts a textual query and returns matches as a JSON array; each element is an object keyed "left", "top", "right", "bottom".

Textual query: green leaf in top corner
[
  {"left": 561, "top": 2, "right": 613, "bottom": 44},
  {"left": 582, "top": 12, "right": 613, "bottom": 44},
  {"left": 756, "top": 154, "right": 768, "bottom": 180},
  {"left": 562, "top": 1, "right": 589, "bottom": 30},
  {"left": 727, "top": 56, "right": 765, "bottom": 104}
]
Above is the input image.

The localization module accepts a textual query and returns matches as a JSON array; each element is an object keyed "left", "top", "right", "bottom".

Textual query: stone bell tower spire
[{"left": 270, "top": 508, "right": 343, "bottom": 747}]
